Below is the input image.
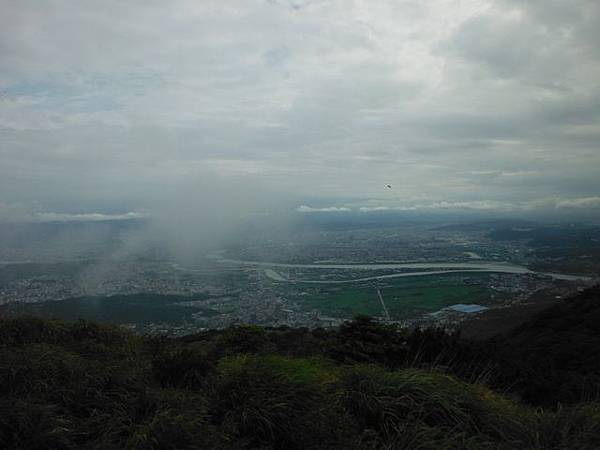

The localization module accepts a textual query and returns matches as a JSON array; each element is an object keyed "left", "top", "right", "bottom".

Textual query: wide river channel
[{"left": 211, "top": 257, "right": 591, "bottom": 284}]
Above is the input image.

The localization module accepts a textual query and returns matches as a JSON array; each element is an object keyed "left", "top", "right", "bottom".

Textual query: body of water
[{"left": 211, "top": 257, "right": 591, "bottom": 283}]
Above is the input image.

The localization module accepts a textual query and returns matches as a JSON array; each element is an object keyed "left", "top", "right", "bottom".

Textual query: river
[{"left": 212, "top": 257, "right": 591, "bottom": 283}]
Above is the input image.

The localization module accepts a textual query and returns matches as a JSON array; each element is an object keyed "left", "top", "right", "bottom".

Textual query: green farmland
[{"left": 284, "top": 273, "right": 495, "bottom": 319}]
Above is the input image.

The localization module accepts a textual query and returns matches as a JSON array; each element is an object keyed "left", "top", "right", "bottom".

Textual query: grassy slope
[{"left": 2, "top": 288, "right": 600, "bottom": 450}]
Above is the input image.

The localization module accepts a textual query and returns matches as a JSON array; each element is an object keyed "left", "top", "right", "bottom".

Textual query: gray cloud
[{"left": 0, "top": 0, "right": 599, "bottom": 222}]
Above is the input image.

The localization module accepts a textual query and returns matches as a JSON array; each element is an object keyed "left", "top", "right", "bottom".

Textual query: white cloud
[
  {"left": 427, "top": 200, "right": 515, "bottom": 210},
  {"left": 32, "top": 212, "right": 147, "bottom": 222},
  {"left": 296, "top": 205, "right": 351, "bottom": 213},
  {"left": 359, "top": 206, "right": 390, "bottom": 212},
  {"left": 352, "top": 197, "right": 600, "bottom": 213},
  {"left": 555, "top": 197, "right": 600, "bottom": 209},
  {"left": 0, "top": 201, "right": 147, "bottom": 223},
  {"left": 359, "top": 206, "right": 418, "bottom": 212}
]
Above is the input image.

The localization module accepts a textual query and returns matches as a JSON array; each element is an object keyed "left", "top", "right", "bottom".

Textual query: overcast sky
[{"left": 1, "top": 0, "right": 599, "bottom": 221}]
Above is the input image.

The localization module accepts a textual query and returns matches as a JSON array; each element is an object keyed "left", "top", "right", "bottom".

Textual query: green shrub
[
  {"left": 533, "top": 403, "right": 600, "bottom": 450},
  {"left": 339, "top": 365, "right": 538, "bottom": 449},
  {"left": 152, "top": 342, "right": 215, "bottom": 389},
  {"left": 215, "top": 324, "right": 274, "bottom": 355},
  {"left": 212, "top": 355, "right": 351, "bottom": 449},
  {"left": 2, "top": 314, "right": 600, "bottom": 450},
  {"left": 0, "top": 398, "right": 75, "bottom": 450},
  {"left": 126, "top": 389, "right": 213, "bottom": 450}
]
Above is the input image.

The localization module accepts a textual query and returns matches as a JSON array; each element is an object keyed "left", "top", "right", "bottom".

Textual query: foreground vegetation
[{"left": 1, "top": 287, "right": 599, "bottom": 449}]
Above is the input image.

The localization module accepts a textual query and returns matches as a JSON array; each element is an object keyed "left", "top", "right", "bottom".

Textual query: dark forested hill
[
  {"left": 1, "top": 287, "right": 600, "bottom": 449},
  {"left": 492, "top": 286, "right": 600, "bottom": 405}
]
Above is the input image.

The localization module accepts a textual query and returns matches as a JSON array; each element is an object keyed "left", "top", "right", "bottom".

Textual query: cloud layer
[{"left": 1, "top": 0, "right": 599, "bottom": 221}]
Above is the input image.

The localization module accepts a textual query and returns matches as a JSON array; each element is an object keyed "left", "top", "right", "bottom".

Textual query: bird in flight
[{"left": 386, "top": 184, "right": 392, "bottom": 189}]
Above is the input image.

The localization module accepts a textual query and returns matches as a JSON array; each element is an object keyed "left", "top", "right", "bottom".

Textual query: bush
[
  {"left": 152, "top": 342, "right": 215, "bottom": 389},
  {"left": 212, "top": 355, "right": 351, "bottom": 449},
  {"left": 339, "top": 365, "right": 538, "bottom": 450},
  {"left": 2, "top": 307, "right": 600, "bottom": 449}
]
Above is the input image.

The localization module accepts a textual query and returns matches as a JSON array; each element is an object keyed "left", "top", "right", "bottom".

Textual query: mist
[{"left": 1, "top": 0, "right": 599, "bottom": 300}]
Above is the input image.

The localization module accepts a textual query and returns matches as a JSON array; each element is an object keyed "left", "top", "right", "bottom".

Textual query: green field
[
  {"left": 0, "top": 293, "right": 219, "bottom": 326},
  {"left": 284, "top": 273, "right": 494, "bottom": 319}
]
